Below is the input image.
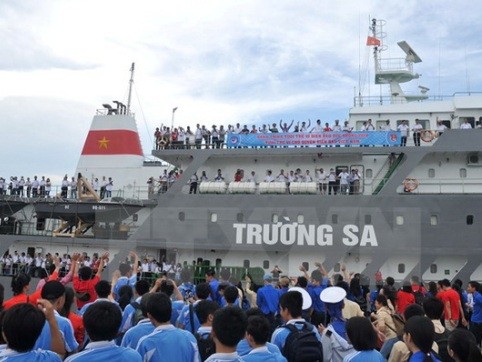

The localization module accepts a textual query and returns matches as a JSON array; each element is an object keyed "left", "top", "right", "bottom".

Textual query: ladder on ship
[{"left": 372, "top": 153, "right": 405, "bottom": 195}]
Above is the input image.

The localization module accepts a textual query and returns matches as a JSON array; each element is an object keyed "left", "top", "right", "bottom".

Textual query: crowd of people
[
  {"left": 153, "top": 118, "right": 482, "bottom": 150},
  {"left": 188, "top": 167, "right": 363, "bottom": 195},
  {"left": 0, "top": 250, "right": 480, "bottom": 361},
  {"left": 0, "top": 175, "right": 115, "bottom": 199}
]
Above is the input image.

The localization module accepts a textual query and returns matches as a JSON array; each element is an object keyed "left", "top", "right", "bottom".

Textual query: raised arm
[
  {"left": 38, "top": 298, "right": 66, "bottom": 358},
  {"left": 130, "top": 251, "right": 139, "bottom": 276},
  {"left": 95, "top": 252, "right": 109, "bottom": 278}
]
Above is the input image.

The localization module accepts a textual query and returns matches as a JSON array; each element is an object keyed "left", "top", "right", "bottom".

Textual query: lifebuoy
[
  {"left": 420, "top": 130, "right": 435, "bottom": 143},
  {"left": 403, "top": 178, "right": 419, "bottom": 192},
  {"left": 157, "top": 137, "right": 169, "bottom": 147}
]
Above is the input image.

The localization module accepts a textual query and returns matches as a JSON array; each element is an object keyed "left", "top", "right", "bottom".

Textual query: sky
[{"left": 1, "top": 0, "right": 482, "bottom": 182}]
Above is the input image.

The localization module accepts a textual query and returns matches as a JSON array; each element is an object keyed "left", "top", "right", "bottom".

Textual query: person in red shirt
[
  {"left": 72, "top": 252, "right": 109, "bottom": 309},
  {"left": 3, "top": 257, "right": 62, "bottom": 310},
  {"left": 438, "top": 279, "right": 467, "bottom": 331},
  {"left": 61, "top": 286, "right": 85, "bottom": 347},
  {"left": 396, "top": 282, "right": 415, "bottom": 314}
]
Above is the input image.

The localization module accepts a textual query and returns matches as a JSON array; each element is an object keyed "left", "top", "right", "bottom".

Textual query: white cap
[
  {"left": 289, "top": 287, "right": 312, "bottom": 310},
  {"left": 319, "top": 286, "right": 346, "bottom": 303}
]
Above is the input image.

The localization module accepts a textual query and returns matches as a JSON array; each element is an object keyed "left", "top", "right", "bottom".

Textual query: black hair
[
  {"left": 468, "top": 280, "right": 481, "bottom": 293},
  {"left": 11, "top": 273, "right": 30, "bottom": 296},
  {"left": 422, "top": 297, "right": 444, "bottom": 320},
  {"left": 346, "top": 316, "right": 377, "bottom": 351},
  {"left": 403, "top": 316, "right": 434, "bottom": 354},
  {"left": 332, "top": 273, "right": 343, "bottom": 284},
  {"left": 375, "top": 294, "right": 388, "bottom": 307},
  {"left": 224, "top": 286, "right": 239, "bottom": 304},
  {"left": 453, "top": 278, "right": 463, "bottom": 288},
  {"left": 401, "top": 283, "right": 412, "bottom": 293},
  {"left": 146, "top": 292, "right": 172, "bottom": 323},
  {"left": 3, "top": 303, "right": 45, "bottom": 352},
  {"left": 246, "top": 315, "right": 271, "bottom": 345},
  {"left": 349, "top": 278, "right": 362, "bottom": 297},
  {"left": 196, "top": 300, "right": 219, "bottom": 324},
  {"left": 195, "top": 282, "right": 211, "bottom": 300},
  {"left": 79, "top": 266, "right": 93, "bottom": 281},
  {"left": 60, "top": 286, "right": 75, "bottom": 318},
  {"left": 119, "top": 263, "right": 131, "bottom": 276},
  {"left": 279, "top": 291, "right": 303, "bottom": 318},
  {"left": 440, "top": 279, "right": 451, "bottom": 288},
  {"left": 336, "top": 281, "right": 350, "bottom": 294},
  {"left": 448, "top": 328, "right": 482, "bottom": 362},
  {"left": 159, "top": 279, "right": 174, "bottom": 297},
  {"left": 94, "top": 280, "right": 111, "bottom": 299},
  {"left": 403, "top": 304, "right": 424, "bottom": 321},
  {"left": 140, "top": 293, "right": 151, "bottom": 318},
  {"left": 427, "top": 281, "right": 438, "bottom": 296},
  {"left": 205, "top": 269, "right": 216, "bottom": 277},
  {"left": 385, "top": 277, "right": 395, "bottom": 286},
  {"left": 0, "top": 283, "right": 4, "bottom": 307},
  {"left": 245, "top": 307, "right": 264, "bottom": 318},
  {"left": 296, "top": 276, "right": 308, "bottom": 288},
  {"left": 135, "top": 279, "right": 151, "bottom": 296},
  {"left": 212, "top": 307, "right": 247, "bottom": 347},
  {"left": 38, "top": 268, "right": 48, "bottom": 279},
  {"left": 381, "top": 285, "right": 397, "bottom": 307},
  {"left": 117, "top": 285, "right": 134, "bottom": 311},
  {"left": 83, "top": 301, "right": 122, "bottom": 342}
]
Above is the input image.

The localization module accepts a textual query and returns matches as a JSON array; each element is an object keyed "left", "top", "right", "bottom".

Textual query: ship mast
[{"left": 126, "top": 62, "right": 135, "bottom": 115}]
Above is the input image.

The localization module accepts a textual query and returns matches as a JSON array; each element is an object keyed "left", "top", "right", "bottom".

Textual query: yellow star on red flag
[{"left": 98, "top": 136, "right": 110, "bottom": 149}]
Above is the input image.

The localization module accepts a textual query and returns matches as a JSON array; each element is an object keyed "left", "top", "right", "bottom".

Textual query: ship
[{"left": 1, "top": 19, "right": 481, "bottom": 284}]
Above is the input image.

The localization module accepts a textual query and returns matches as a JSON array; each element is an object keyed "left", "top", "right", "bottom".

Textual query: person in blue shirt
[
  {"left": 113, "top": 251, "right": 139, "bottom": 302},
  {"left": 242, "top": 316, "right": 287, "bottom": 362},
  {"left": 120, "top": 294, "right": 155, "bottom": 349},
  {"left": 256, "top": 274, "right": 280, "bottom": 332},
  {"left": 178, "top": 269, "right": 195, "bottom": 300},
  {"left": 467, "top": 280, "right": 482, "bottom": 347},
  {"left": 205, "top": 306, "right": 247, "bottom": 362},
  {"left": 155, "top": 277, "right": 185, "bottom": 325},
  {"left": 271, "top": 291, "right": 322, "bottom": 356},
  {"left": 65, "top": 301, "right": 141, "bottom": 362},
  {"left": 205, "top": 269, "right": 221, "bottom": 305},
  {"left": 177, "top": 282, "right": 212, "bottom": 333},
  {"left": 136, "top": 292, "right": 199, "bottom": 361},
  {"left": 0, "top": 301, "right": 63, "bottom": 361},
  {"left": 343, "top": 317, "right": 384, "bottom": 362},
  {"left": 120, "top": 279, "right": 151, "bottom": 332},
  {"left": 306, "top": 269, "right": 327, "bottom": 327},
  {"left": 35, "top": 281, "right": 79, "bottom": 357},
  {"left": 403, "top": 316, "right": 441, "bottom": 362}
]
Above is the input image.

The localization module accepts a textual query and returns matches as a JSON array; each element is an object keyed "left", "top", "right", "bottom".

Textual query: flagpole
[{"left": 171, "top": 107, "right": 178, "bottom": 130}]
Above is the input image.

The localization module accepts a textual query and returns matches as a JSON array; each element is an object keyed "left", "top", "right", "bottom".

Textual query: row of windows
[
  {"left": 365, "top": 168, "right": 469, "bottom": 179},
  {"left": 180, "top": 212, "right": 475, "bottom": 226},
  {"left": 355, "top": 116, "right": 482, "bottom": 130}
]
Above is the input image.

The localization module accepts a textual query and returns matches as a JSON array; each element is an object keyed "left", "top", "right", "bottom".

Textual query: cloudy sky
[{"left": 1, "top": 1, "right": 482, "bottom": 182}]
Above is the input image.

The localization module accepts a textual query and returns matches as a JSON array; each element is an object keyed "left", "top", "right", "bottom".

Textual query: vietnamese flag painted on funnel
[{"left": 81, "top": 130, "right": 143, "bottom": 155}]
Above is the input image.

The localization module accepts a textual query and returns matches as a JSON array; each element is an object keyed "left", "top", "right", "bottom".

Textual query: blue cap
[{"left": 263, "top": 274, "right": 272, "bottom": 281}]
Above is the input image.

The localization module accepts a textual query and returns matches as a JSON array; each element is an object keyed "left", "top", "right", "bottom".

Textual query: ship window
[
  {"left": 178, "top": 212, "right": 185, "bottom": 222},
  {"left": 459, "top": 168, "right": 467, "bottom": 178},
  {"left": 297, "top": 215, "right": 304, "bottom": 224},
  {"left": 355, "top": 121, "right": 366, "bottom": 131},
  {"left": 272, "top": 214, "right": 278, "bottom": 223},
  {"left": 366, "top": 169, "right": 373, "bottom": 179},
  {"left": 365, "top": 215, "right": 372, "bottom": 224},
  {"left": 428, "top": 168, "right": 435, "bottom": 178},
  {"left": 396, "top": 216, "right": 404, "bottom": 225},
  {"left": 398, "top": 263, "right": 405, "bottom": 273},
  {"left": 430, "top": 264, "right": 437, "bottom": 273},
  {"left": 444, "top": 269, "right": 450, "bottom": 275},
  {"left": 334, "top": 263, "right": 341, "bottom": 272},
  {"left": 215, "top": 258, "right": 222, "bottom": 267},
  {"left": 417, "top": 119, "right": 429, "bottom": 130},
  {"left": 467, "top": 215, "right": 474, "bottom": 225},
  {"left": 430, "top": 215, "right": 438, "bottom": 226},
  {"left": 237, "top": 213, "right": 244, "bottom": 222},
  {"left": 397, "top": 120, "right": 409, "bottom": 127},
  {"left": 133, "top": 214, "right": 138, "bottom": 222},
  {"left": 210, "top": 213, "right": 217, "bottom": 222},
  {"left": 243, "top": 260, "right": 250, "bottom": 268},
  {"left": 263, "top": 260, "right": 270, "bottom": 269},
  {"left": 459, "top": 117, "right": 475, "bottom": 128},
  {"left": 332, "top": 214, "right": 338, "bottom": 224}
]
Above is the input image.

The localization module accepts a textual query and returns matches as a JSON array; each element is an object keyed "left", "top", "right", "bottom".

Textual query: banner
[{"left": 226, "top": 131, "right": 401, "bottom": 148}]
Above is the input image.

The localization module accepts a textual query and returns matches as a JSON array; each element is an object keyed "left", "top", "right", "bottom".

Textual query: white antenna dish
[{"left": 397, "top": 41, "right": 422, "bottom": 63}]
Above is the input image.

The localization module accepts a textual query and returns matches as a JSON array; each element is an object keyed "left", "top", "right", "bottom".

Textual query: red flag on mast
[{"left": 366, "top": 36, "right": 381, "bottom": 46}]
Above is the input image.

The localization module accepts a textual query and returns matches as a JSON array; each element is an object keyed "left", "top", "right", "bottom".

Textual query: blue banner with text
[{"left": 226, "top": 131, "right": 401, "bottom": 147}]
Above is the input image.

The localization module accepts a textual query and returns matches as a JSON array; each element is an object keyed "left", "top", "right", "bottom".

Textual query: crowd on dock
[{"left": 0, "top": 249, "right": 480, "bottom": 361}]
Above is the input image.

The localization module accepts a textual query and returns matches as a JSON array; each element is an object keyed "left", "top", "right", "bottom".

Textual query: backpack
[
  {"left": 130, "top": 301, "right": 144, "bottom": 326},
  {"left": 282, "top": 322, "right": 323, "bottom": 362},
  {"left": 433, "top": 330, "right": 454, "bottom": 362},
  {"left": 194, "top": 332, "right": 215, "bottom": 362},
  {"left": 189, "top": 304, "right": 215, "bottom": 362},
  {"left": 413, "top": 290, "right": 425, "bottom": 305},
  {"left": 387, "top": 313, "right": 405, "bottom": 337}
]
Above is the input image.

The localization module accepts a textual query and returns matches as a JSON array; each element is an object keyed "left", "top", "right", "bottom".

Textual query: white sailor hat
[
  {"left": 319, "top": 286, "right": 346, "bottom": 304},
  {"left": 289, "top": 287, "right": 312, "bottom": 310}
]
